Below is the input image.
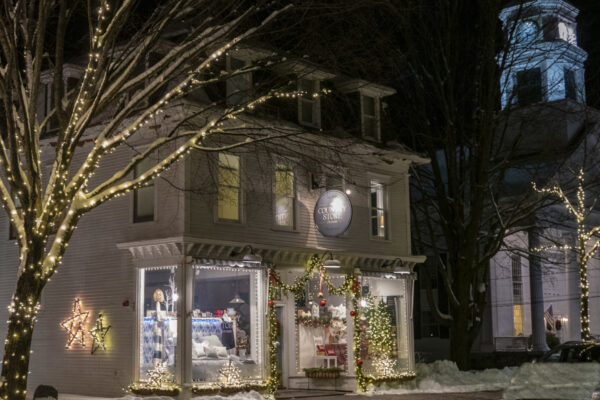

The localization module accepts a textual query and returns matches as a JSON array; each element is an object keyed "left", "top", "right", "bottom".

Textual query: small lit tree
[
  {"left": 533, "top": 168, "right": 595, "bottom": 341},
  {"left": 364, "top": 295, "right": 396, "bottom": 375}
]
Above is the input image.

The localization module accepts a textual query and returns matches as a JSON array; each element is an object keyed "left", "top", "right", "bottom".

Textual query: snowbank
[
  {"left": 374, "top": 360, "right": 515, "bottom": 395},
  {"left": 503, "top": 362, "right": 600, "bottom": 400},
  {"left": 373, "top": 360, "right": 600, "bottom": 399}
]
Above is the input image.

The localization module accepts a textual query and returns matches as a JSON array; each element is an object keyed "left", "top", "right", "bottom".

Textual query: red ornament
[
  {"left": 268, "top": 300, "right": 275, "bottom": 307},
  {"left": 320, "top": 299, "right": 326, "bottom": 307},
  {"left": 357, "top": 359, "right": 363, "bottom": 366},
  {"left": 350, "top": 310, "right": 356, "bottom": 317},
  {"left": 122, "top": 300, "right": 130, "bottom": 307}
]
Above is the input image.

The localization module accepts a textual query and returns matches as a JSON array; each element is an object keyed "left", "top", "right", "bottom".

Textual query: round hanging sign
[{"left": 313, "top": 190, "right": 352, "bottom": 237}]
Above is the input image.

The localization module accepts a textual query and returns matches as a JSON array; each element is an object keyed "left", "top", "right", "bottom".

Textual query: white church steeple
[{"left": 500, "top": 0, "right": 587, "bottom": 109}]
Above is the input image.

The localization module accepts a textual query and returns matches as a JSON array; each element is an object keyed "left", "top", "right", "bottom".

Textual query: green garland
[{"left": 297, "top": 316, "right": 346, "bottom": 327}]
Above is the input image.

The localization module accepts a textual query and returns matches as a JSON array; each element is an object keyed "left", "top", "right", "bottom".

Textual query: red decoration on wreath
[
  {"left": 350, "top": 310, "right": 356, "bottom": 317},
  {"left": 320, "top": 299, "right": 327, "bottom": 307},
  {"left": 357, "top": 359, "right": 363, "bottom": 366},
  {"left": 268, "top": 300, "right": 275, "bottom": 307}
]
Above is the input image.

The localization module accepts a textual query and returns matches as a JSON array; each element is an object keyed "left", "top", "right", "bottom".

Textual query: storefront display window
[
  {"left": 296, "top": 276, "right": 349, "bottom": 372},
  {"left": 139, "top": 267, "right": 179, "bottom": 380},
  {"left": 192, "top": 265, "right": 265, "bottom": 382},
  {"left": 358, "top": 277, "right": 410, "bottom": 375}
]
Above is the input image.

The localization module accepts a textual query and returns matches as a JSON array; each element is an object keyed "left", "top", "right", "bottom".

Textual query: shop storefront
[{"left": 129, "top": 251, "right": 417, "bottom": 396}]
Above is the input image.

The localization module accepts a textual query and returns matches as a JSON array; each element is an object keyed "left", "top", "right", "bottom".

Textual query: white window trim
[
  {"left": 214, "top": 153, "right": 245, "bottom": 224},
  {"left": 360, "top": 93, "right": 381, "bottom": 142},
  {"left": 368, "top": 173, "right": 391, "bottom": 241},
  {"left": 297, "top": 78, "right": 321, "bottom": 128},
  {"left": 272, "top": 161, "right": 298, "bottom": 231}
]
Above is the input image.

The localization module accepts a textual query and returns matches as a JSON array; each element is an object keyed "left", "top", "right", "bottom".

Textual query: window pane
[
  {"left": 363, "top": 117, "right": 377, "bottom": 139},
  {"left": 296, "top": 276, "right": 349, "bottom": 372},
  {"left": 299, "top": 79, "right": 314, "bottom": 99},
  {"left": 359, "top": 278, "right": 410, "bottom": 374},
  {"left": 227, "top": 58, "right": 251, "bottom": 106},
  {"left": 564, "top": 69, "right": 577, "bottom": 100},
  {"left": 192, "top": 267, "right": 265, "bottom": 382},
  {"left": 370, "top": 181, "right": 387, "bottom": 238},
  {"left": 363, "top": 96, "right": 375, "bottom": 116},
  {"left": 275, "top": 166, "right": 295, "bottom": 227},
  {"left": 301, "top": 100, "right": 313, "bottom": 123},
  {"left": 218, "top": 186, "right": 239, "bottom": 221},
  {"left": 516, "top": 68, "right": 542, "bottom": 106},
  {"left": 140, "top": 268, "right": 178, "bottom": 380},
  {"left": 134, "top": 157, "right": 155, "bottom": 222},
  {"left": 218, "top": 154, "right": 240, "bottom": 221}
]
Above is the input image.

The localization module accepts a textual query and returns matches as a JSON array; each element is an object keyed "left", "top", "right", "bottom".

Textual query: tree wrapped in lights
[
  {"left": 533, "top": 168, "right": 594, "bottom": 341},
  {"left": 0, "top": 1, "right": 307, "bottom": 398},
  {"left": 364, "top": 295, "right": 395, "bottom": 368}
]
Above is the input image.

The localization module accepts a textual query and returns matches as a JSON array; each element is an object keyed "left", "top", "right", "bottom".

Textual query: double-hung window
[
  {"left": 298, "top": 79, "right": 320, "bottom": 127},
  {"left": 511, "top": 255, "right": 524, "bottom": 336},
  {"left": 133, "top": 157, "right": 155, "bottom": 223},
  {"left": 218, "top": 153, "right": 241, "bottom": 222},
  {"left": 361, "top": 95, "right": 380, "bottom": 141},
  {"left": 274, "top": 163, "right": 295, "bottom": 228},
  {"left": 370, "top": 180, "right": 388, "bottom": 239}
]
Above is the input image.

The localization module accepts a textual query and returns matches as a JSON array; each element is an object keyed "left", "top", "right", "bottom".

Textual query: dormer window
[
  {"left": 361, "top": 94, "right": 380, "bottom": 141},
  {"left": 298, "top": 79, "right": 320, "bottom": 127},
  {"left": 515, "top": 20, "right": 539, "bottom": 45},
  {"left": 226, "top": 56, "right": 252, "bottom": 106},
  {"left": 558, "top": 22, "right": 576, "bottom": 45}
]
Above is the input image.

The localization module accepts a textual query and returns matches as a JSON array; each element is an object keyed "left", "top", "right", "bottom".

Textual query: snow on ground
[
  {"left": 373, "top": 360, "right": 516, "bottom": 395},
  {"left": 54, "top": 391, "right": 266, "bottom": 400},
  {"left": 503, "top": 362, "right": 600, "bottom": 400},
  {"left": 373, "top": 360, "right": 600, "bottom": 399}
]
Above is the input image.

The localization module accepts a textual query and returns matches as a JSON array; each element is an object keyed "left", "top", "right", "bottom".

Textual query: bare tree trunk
[
  {"left": 1, "top": 248, "right": 45, "bottom": 400},
  {"left": 450, "top": 314, "right": 472, "bottom": 370}
]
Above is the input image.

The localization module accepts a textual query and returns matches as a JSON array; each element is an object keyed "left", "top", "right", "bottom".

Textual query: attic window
[
  {"left": 298, "top": 79, "right": 320, "bottom": 127},
  {"left": 226, "top": 56, "right": 252, "bottom": 106},
  {"left": 361, "top": 94, "right": 380, "bottom": 141}
]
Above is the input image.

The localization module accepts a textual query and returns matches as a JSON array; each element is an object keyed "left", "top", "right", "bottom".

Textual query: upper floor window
[
  {"left": 558, "top": 22, "right": 577, "bottom": 45},
  {"left": 298, "top": 79, "right": 320, "bottom": 127},
  {"left": 274, "top": 163, "right": 295, "bottom": 228},
  {"left": 133, "top": 157, "right": 155, "bottom": 223},
  {"left": 226, "top": 56, "right": 252, "bottom": 106},
  {"left": 370, "top": 180, "right": 388, "bottom": 239},
  {"left": 516, "top": 68, "right": 542, "bottom": 106},
  {"left": 361, "top": 95, "right": 380, "bottom": 141},
  {"left": 218, "top": 153, "right": 241, "bottom": 221}
]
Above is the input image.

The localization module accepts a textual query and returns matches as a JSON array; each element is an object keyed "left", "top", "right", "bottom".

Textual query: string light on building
[
  {"left": 89, "top": 313, "right": 111, "bottom": 354},
  {"left": 60, "top": 298, "right": 89, "bottom": 349}
]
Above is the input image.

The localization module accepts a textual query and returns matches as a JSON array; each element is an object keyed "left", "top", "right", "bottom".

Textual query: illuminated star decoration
[
  {"left": 60, "top": 298, "right": 89, "bottom": 349},
  {"left": 89, "top": 312, "right": 111, "bottom": 354},
  {"left": 147, "top": 361, "right": 173, "bottom": 389}
]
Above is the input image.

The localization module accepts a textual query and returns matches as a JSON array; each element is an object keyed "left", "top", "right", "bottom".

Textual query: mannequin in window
[{"left": 152, "top": 289, "right": 165, "bottom": 366}]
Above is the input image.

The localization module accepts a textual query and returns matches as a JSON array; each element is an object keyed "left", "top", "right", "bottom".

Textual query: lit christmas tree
[{"left": 364, "top": 295, "right": 396, "bottom": 375}]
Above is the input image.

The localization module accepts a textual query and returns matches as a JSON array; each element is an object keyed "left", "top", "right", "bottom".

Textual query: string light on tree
[
  {"left": 60, "top": 298, "right": 89, "bottom": 349},
  {"left": 532, "top": 168, "right": 594, "bottom": 341}
]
